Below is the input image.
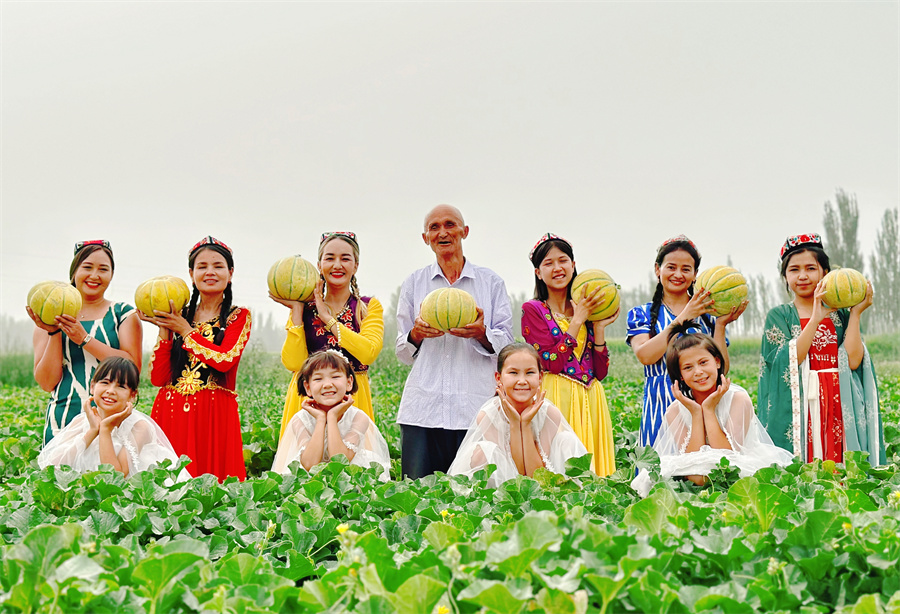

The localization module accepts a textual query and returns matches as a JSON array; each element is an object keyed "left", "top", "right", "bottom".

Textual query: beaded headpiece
[
  {"left": 320, "top": 231, "right": 358, "bottom": 246},
  {"left": 657, "top": 234, "right": 698, "bottom": 256},
  {"left": 529, "top": 233, "right": 571, "bottom": 260},
  {"left": 73, "top": 239, "right": 111, "bottom": 255},
  {"left": 189, "top": 236, "right": 232, "bottom": 257},
  {"left": 780, "top": 233, "right": 822, "bottom": 260}
]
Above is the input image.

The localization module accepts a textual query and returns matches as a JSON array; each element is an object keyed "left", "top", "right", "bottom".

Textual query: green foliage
[{"left": 2, "top": 339, "right": 900, "bottom": 613}]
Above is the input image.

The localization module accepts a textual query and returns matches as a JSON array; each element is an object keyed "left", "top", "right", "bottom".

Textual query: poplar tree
[
  {"left": 869, "top": 208, "right": 899, "bottom": 333},
  {"left": 823, "top": 189, "right": 865, "bottom": 272}
]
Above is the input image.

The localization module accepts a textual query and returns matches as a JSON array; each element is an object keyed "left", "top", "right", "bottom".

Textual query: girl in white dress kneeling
[
  {"left": 272, "top": 349, "right": 390, "bottom": 480},
  {"left": 449, "top": 342, "right": 592, "bottom": 487},
  {"left": 632, "top": 331, "right": 793, "bottom": 496},
  {"left": 38, "top": 357, "right": 188, "bottom": 480}
]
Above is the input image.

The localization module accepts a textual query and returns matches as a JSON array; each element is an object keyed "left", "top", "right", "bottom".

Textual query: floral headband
[
  {"left": 529, "top": 233, "right": 571, "bottom": 260},
  {"left": 657, "top": 234, "right": 698, "bottom": 255},
  {"left": 780, "top": 233, "right": 822, "bottom": 260},
  {"left": 189, "top": 236, "right": 232, "bottom": 257},
  {"left": 320, "top": 231, "right": 358, "bottom": 246},
  {"left": 74, "top": 239, "right": 111, "bottom": 255}
]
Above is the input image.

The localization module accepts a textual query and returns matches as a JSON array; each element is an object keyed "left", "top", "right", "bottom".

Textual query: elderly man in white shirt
[{"left": 396, "top": 204, "right": 514, "bottom": 479}]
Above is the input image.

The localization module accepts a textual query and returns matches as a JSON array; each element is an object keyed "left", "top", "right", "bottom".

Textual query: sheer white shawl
[
  {"left": 632, "top": 384, "right": 794, "bottom": 496},
  {"left": 37, "top": 411, "right": 190, "bottom": 481},
  {"left": 448, "top": 397, "right": 590, "bottom": 488},
  {"left": 271, "top": 406, "right": 390, "bottom": 480}
]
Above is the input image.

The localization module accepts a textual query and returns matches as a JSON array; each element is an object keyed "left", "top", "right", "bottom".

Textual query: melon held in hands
[
  {"left": 134, "top": 276, "right": 191, "bottom": 317},
  {"left": 268, "top": 255, "right": 318, "bottom": 301},
  {"left": 420, "top": 288, "right": 478, "bottom": 332},
  {"left": 694, "top": 266, "right": 748, "bottom": 317},
  {"left": 571, "top": 269, "right": 620, "bottom": 321},
  {"left": 821, "top": 268, "right": 868, "bottom": 309},
  {"left": 27, "top": 281, "right": 82, "bottom": 325}
]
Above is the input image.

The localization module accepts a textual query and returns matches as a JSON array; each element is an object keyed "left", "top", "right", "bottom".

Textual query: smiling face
[
  {"left": 90, "top": 376, "right": 136, "bottom": 418},
  {"left": 319, "top": 238, "right": 358, "bottom": 290},
  {"left": 536, "top": 246, "right": 575, "bottom": 293},
  {"left": 73, "top": 250, "right": 113, "bottom": 301},
  {"left": 677, "top": 345, "right": 721, "bottom": 395},
  {"left": 303, "top": 366, "right": 353, "bottom": 409},
  {"left": 190, "top": 248, "right": 233, "bottom": 296},
  {"left": 422, "top": 205, "right": 468, "bottom": 258},
  {"left": 495, "top": 350, "right": 542, "bottom": 412},
  {"left": 784, "top": 250, "right": 824, "bottom": 299},
  {"left": 655, "top": 248, "right": 696, "bottom": 297}
]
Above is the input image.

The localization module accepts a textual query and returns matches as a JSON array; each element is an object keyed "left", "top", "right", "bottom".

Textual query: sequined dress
[{"left": 149, "top": 306, "right": 251, "bottom": 481}]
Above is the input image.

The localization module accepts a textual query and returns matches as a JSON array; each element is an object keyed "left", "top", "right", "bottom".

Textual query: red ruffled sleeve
[
  {"left": 182, "top": 308, "right": 252, "bottom": 373},
  {"left": 149, "top": 339, "right": 174, "bottom": 387}
]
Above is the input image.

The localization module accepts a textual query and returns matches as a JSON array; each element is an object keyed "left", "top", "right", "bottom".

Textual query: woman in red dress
[{"left": 141, "top": 236, "right": 251, "bottom": 480}]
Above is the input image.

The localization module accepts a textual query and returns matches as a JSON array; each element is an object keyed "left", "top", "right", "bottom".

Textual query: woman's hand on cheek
[
  {"left": 520, "top": 390, "right": 545, "bottom": 426},
  {"left": 672, "top": 382, "right": 702, "bottom": 415}
]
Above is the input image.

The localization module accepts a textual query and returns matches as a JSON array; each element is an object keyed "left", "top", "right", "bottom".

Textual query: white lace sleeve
[
  {"left": 271, "top": 410, "right": 316, "bottom": 474},
  {"left": 448, "top": 398, "right": 520, "bottom": 488},
  {"left": 535, "top": 402, "right": 590, "bottom": 476},
  {"left": 37, "top": 414, "right": 90, "bottom": 470},
  {"left": 123, "top": 413, "right": 188, "bottom": 481},
  {"left": 340, "top": 407, "right": 390, "bottom": 481}
]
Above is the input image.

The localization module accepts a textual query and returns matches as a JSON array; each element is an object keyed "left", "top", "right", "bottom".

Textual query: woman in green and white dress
[{"left": 27, "top": 240, "right": 143, "bottom": 445}]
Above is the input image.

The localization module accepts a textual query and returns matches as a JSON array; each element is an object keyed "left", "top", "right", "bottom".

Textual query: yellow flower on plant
[
  {"left": 337, "top": 523, "right": 350, "bottom": 535},
  {"left": 438, "top": 606, "right": 450, "bottom": 614},
  {"left": 842, "top": 522, "right": 852, "bottom": 532},
  {"left": 441, "top": 510, "right": 449, "bottom": 519}
]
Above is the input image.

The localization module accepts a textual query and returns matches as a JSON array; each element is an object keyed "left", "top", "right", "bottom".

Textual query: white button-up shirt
[{"left": 396, "top": 260, "right": 514, "bottom": 430}]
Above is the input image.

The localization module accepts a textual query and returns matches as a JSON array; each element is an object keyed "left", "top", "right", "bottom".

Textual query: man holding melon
[{"left": 396, "top": 205, "right": 513, "bottom": 479}]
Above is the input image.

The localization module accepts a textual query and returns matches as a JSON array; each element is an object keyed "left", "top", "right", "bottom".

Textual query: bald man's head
[{"left": 422, "top": 204, "right": 469, "bottom": 258}]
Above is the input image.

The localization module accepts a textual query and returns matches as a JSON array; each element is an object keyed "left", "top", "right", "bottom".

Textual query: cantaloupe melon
[
  {"left": 694, "top": 266, "right": 748, "bottom": 317},
  {"left": 27, "top": 281, "right": 82, "bottom": 325},
  {"left": 571, "top": 269, "right": 620, "bottom": 321},
  {"left": 134, "top": 276, "right": 191, "bottom": 317},
  {"left": 821, "top": 268, "right": 868, "bottom": 309},
  {"left": 267, "top": 255, "right": 318, "bottom": 301},
  {"left": 420, "top": 288, "right": 478, "bottom": 332}
]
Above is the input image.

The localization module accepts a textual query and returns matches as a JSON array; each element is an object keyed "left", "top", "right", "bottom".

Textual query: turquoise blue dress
[
  {"left": 626, "top": 302, "right": 719, "bottom": 447},
  {"left": 42, "top": 302, "right": 136, "bottom": 445}
]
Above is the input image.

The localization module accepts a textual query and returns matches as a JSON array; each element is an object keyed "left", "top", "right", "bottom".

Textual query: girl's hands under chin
[
  {"left": 83, "top": 399, "right": 101, "bottom": 432},
  {"left": 302, "top": 398, "right": 327, "bottom": 422},
  {"left": 672, "top": 382, "right": 702, "bottom": 416},
  {"left": 101, "top": 401, "right": 133, "bottom": 431},
  {"left": 701, "top": 378, "right": 731, "bottom": 412},
  {"left": 519, "top": 390, "right": 546, "bottom": 426},
  {"left": 327, "top": 395, "right": 355, "bottom": 423},
  {"left": 497, "top": 386, "right": 520, "bottom": 424}
]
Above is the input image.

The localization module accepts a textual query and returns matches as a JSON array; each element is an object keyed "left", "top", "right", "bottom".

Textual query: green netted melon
[
  {"left": 821, "top": 268, "right": 868, "bottom": 309},
  {"left": 27, "top": 281, "right": 82, "bottom": 325},
  {"left": 267, "top": 255, "right": 319, "bottom": 301},
  {"left": 420, "top": 288, "right": 478, "bottom": 332},
  {"left": 134, "top": 276, "right": 191, "bottom": 317},
  {"left": 570, "top": 269, "right": 620, "bottom": 321},
  {"left": 695, "top": 266, "right": 748, "bottom": 317}
]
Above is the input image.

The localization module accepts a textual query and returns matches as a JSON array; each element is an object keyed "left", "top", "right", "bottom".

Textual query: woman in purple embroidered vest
[{"left": 270, "top": 232, "right": 384, "bottom": 439}]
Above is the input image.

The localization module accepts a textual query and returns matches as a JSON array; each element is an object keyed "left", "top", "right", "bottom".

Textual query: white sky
[{"left": 2, "top": 2, "right": 898, "bottom": 337}]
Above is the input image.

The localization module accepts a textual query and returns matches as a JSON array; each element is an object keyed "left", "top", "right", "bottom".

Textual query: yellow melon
[
  {"left": 27, "top": 281, "right": 82, "bottom": 325},
  {"left": 821, "top": 268, "right": 868, "bottom": 309},
  {"left": 420, "top": 288, "right": 478, "bottom": 332},
  {"left": 134, "top": 275, "right": 191, "bottom": 317},
  {"left": 267, "top": 255, "right": 319, "bottom": 301},
  {"left": 695, "top": 266, "right": 749, "bottom": 317},
  {"left": 571, "top": 269, "right": 620, "bottom": 321}
]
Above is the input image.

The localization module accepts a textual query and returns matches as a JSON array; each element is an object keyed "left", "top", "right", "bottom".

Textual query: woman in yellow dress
[
  {"left": 520, "top": 233, "right": 619, "bottom": 476},
  {"left": 270, "top": 232, "right": 384, "bottom": 438}
]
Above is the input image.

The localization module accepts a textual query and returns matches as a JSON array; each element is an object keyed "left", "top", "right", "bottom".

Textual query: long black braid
[
  {"left": 169, "top": 243, "right": 235, "bottom": 386},
  {"left": 647, "top": 238, "right": 702, "bottom": 338}
]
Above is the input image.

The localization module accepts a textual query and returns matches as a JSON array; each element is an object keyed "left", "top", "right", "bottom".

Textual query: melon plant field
[{"left": 2, "top": 338, "right": 900, "bottom": 614}]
